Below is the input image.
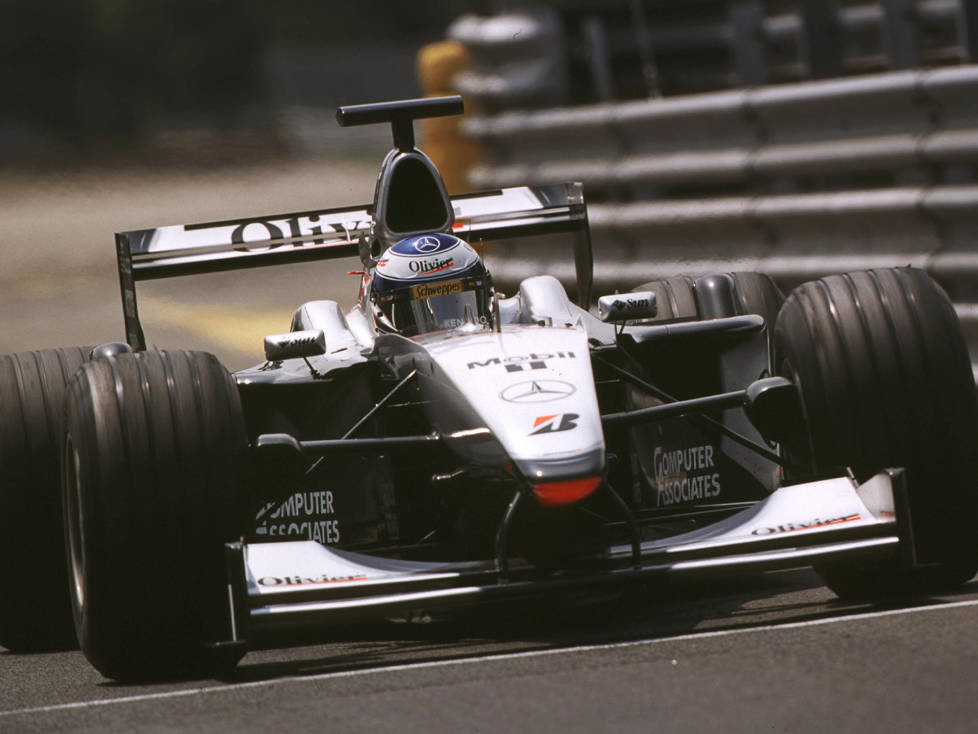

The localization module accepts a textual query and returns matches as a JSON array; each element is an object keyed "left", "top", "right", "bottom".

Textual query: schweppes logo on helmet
[{"left": 411, "top": 279, "right": 464, "bottom": 299}]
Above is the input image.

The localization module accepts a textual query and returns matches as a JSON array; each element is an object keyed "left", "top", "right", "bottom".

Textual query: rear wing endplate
[{"left": 116, "top": 182, "right": 591, "bottom": 350}]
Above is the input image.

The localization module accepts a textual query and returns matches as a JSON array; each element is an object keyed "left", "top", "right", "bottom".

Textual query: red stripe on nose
[{"left": 532, "top": 476, "right": 602, "bottom": 507}]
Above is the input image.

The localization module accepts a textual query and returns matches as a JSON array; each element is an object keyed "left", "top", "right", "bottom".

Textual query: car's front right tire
[{"left": 63, "top": 349, "right": 248, "bottom": 681}]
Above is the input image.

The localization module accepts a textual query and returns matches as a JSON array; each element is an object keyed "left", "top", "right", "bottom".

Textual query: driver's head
[{"left": 370, "top": 233, "right": 493, "bottom": 336}]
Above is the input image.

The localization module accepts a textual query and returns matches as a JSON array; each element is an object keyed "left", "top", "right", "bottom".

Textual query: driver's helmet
[{"left": 370, "top": 233, "right": 493, "bottom": 336}]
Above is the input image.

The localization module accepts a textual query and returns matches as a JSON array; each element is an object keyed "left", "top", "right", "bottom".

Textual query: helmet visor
[{"left": 376, "top": 277, "right": 492, "bottom": 336}]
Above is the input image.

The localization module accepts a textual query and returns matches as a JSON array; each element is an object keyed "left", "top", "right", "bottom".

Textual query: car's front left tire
[{"left": 775, "top": 267, "right": 978, "bottom": 599}]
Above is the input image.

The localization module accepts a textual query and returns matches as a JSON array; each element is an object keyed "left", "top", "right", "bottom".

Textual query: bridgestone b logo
[
  {"left": 412, "top": 279, "right": 463, "bottom": 299},
  {"left": 529, "top": 413, "right": 579, "bottom": 435}
]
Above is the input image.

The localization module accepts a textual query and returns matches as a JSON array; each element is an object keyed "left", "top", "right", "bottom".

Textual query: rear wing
[{"left": 116, "top": 182, "right": 592, "bottom": 351}]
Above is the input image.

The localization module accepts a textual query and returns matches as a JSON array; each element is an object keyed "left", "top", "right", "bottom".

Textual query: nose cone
[
  {"left": 419, "top": 326, "right": 607, "bottom": 491},
  {"left": 513, "top": 447, "right": 605, "bottom": 485}
]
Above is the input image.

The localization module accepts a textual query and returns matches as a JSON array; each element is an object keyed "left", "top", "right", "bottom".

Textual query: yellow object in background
[{"left": 416, "top": 40, "right": 482, "bottom": 194}]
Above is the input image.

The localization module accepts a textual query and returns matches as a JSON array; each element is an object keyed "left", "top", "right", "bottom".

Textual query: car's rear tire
[
  {"left": 634, "top": 272, "right": 783, "bottom": 325},
  {"left": 774, "top": 267, "right": 978, "bottom": 600},
  {"left": 625, "top": 272, "right": 784, "bottom": 502},
  {"left": 632, "top": 275, "right": 697, "bottom": 321},
  {"left": 0, "top": 347, "right": 89, "bottom": 652},
  {"left": 726, "top": 271, "right": 784, "bottom": 329},
  {"left": 63, "top": 350, "right": 248, "bottom": 680}
]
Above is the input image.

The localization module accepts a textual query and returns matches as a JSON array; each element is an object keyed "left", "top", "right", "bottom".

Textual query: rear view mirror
[
  {"left": 264, "top": 330, "right": 327, "bottom": 361},
  {"left": 597, "top": 292, "right": 657, "bottom": 322}
]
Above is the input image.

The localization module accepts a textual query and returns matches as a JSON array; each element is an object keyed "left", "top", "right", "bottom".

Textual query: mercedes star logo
[
  {"left": 413, "top": 236, "right": 441, "bottom": 253},
  {"left": 499, "top": 379, "right": 576, "bottom": 404}
]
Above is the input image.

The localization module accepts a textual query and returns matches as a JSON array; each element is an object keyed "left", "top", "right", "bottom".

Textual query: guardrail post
[
  {"left": 800, "top": 1, "right": 844, "bottom": 79},
  {"left": 581, "top": 15, "right": 615, "bottom": 102},
  {"left": 883, "top": 0, "right": 922, "bottom": 68},
  {"left": 628, "top": 0, "right": 661, "bottom": 97},
  {"left": 960, "top": 0, "right": 978, "bottom": 61},
  {"left": 730, "top": 1, "right": 768, "bottom": 86}
]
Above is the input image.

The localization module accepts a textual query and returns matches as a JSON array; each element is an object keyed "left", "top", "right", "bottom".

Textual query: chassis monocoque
[{"left": 2, "top": 97, "right": 977, "bottom": 681}]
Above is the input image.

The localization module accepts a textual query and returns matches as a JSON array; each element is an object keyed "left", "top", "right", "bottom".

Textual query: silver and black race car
[{"left": 2, "top": 96, "right": 976, "bottom": 681}]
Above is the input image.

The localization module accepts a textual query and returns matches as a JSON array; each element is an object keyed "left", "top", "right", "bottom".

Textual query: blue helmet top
[{"left": 372, "top": 233, "right": 485, "bottom": 291}]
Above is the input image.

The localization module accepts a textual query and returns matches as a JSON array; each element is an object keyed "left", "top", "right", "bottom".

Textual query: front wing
[{"left": 221, "top": 470, "right": 909, "bottom": 640}]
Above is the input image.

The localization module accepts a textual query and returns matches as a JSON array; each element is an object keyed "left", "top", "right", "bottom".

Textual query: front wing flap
[{"left": 226, "top": 471, "right": 906, "bottom": 638}]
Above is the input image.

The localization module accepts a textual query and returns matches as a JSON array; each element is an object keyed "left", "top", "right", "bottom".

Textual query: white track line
[{"left": 4, "top": 597, "right": 978, "bottom": 719}]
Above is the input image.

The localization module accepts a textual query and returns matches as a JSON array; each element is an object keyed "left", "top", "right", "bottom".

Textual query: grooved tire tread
[
  {"left": 64, "top": 350, "right": 247, "bottom": 680},
  {"left": 727, "top": 272, "right": 784, "bottom": 323},
  {"left": 634, "top": 272, "right": 783, "bottom": 324},
  {"left": 0, "top": 347, "right": 89, "bottom": 652},
  {"left": 632, "top": 276, "right": 697, "bottom": 321},
  {"left": 774, "top": 268, "right": 978, "bottom": 598}
]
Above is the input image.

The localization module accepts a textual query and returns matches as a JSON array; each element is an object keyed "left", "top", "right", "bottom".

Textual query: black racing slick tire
[
  {"left": 63, "top": 350, "right": 248, "bottom": 681},
  {"left": 726, "top": 272, "right": 784, "bottom": 327},
  {"left": 0, "top": 347, "right": 89, "bottom": 652},
  {"left": 774, "top": 268, "right": 978, "bottom": 599},
  {"left": 632, "top": 276, "right": 697, "bottom": 321}
]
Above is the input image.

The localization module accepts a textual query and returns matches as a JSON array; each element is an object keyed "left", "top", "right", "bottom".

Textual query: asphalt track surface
[{"left": 3, "top": 162, "right": 978, "bottom": 732}]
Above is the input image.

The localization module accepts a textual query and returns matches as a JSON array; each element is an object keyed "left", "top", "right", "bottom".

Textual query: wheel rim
[{"left": 64, "top": 434, "right": 86, "bottom": 612}]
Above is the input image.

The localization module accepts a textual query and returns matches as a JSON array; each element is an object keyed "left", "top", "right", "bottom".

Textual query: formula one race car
[{"left": 2, "top": 96, "right": 977, "bottom": 681}]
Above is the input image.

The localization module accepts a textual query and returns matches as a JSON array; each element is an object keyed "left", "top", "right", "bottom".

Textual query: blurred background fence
[
  {"left": 4, "top": 1, "right": 978, "bottom": 372},
  {"left": 450, "top": 0, "right": 978, "bottom": 108},
  {"left": 435, "top": 1, "right": 978, "bottom": 376}
]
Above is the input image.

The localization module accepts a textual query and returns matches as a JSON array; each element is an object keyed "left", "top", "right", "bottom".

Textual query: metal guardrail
[
  {"left": 458, "top": 65, "right": 978, "bottom": 376},
  {"left": 466, "top": 66, "right": 978, "bottom": 187},
  {"left": 449, "top": 1, "right": 978, "bottom": 108}
]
